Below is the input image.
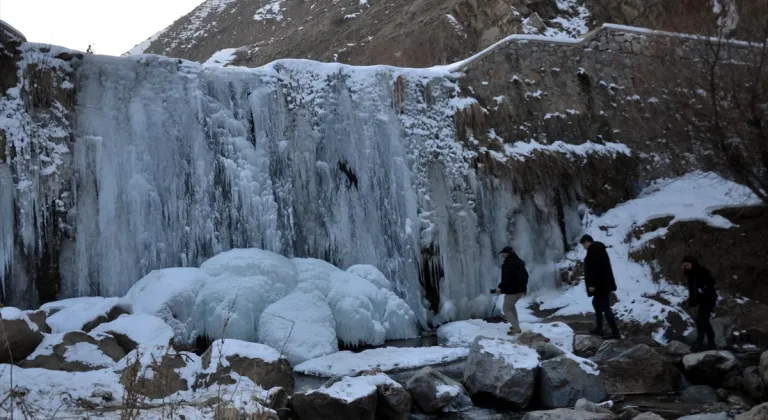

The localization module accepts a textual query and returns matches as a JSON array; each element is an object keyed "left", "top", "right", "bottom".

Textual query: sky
[{"left": 1, "top": 0, "right": 204, "bottom": 56}]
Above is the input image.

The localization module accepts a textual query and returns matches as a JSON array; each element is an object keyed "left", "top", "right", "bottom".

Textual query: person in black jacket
[
  {"left": 683, "top": 255, "right": 718, "bottom": 351},
  {"left": 496, "top": 246, "right": 529, "bottom": 335},
  {"left": 581, "top": 235, "right": 621, "bottom": 339}
]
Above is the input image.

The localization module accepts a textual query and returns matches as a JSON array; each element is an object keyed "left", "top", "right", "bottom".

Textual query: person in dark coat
[
  {"left": 580, "top": 234, "right": 621, "bottom": 339},
  {"left": 496, "top": 246, "right": 529, "bottom": 335},
  {"left": 682, "top": 255, "right": 718, "bottom": 351}
]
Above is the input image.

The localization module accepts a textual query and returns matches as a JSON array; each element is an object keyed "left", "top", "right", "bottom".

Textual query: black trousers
[
  {"left": 592, "top": 293, "right": 619, "bottom": 334},
  {"left": 695, "top": 300, "right": 716, "bottom": 345}
]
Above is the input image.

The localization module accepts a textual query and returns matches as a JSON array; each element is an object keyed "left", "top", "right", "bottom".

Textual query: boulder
[
  {"left": 91, "top": 314, "right": 174, "bottom": 353},
  {"left": 521, "top": 408, "right": 614, "bottom": 420},
  {"left": 118, "top": 347, "right": 194, "bottom": 399},
  {"left": 289, "top": 373, "right": 409, "bottom": 420},
  {"left": 463, "top": 336, "right": 540, "bottom": 409},
  {"left": 24, "top": 310, "right": 51, "bottom": 334},
  {"left": 679, "top": 385, "right": 719, "bottom": 404},
  {"left": 538, "top": 355, "right": 606, "bottom": 408},
  {"left": 678, "top": 414, "right": 730, "bottom": 420},
  {"left": 743, "top": 366, "right": 766, "bottom": 401},
  {"left": 592, "top": 339, "right": 636, "bottom": 363},
  {"left": 514, "top": 331, "right": 566, "bottom": 361},
  {"left": 20, "top": 331, "right": 125, "bottom": 372},
  {"left": 0, "top": 307, "right": 44, "bottom": 363},
  {"left": 574, "top": 335, "right": 604, "bottom": 358},
  {"left": 736, "top": 402, "right": 768, "bottom": 420},
  {"left": 597, "top": 344, "right": 674, "bottom": 395},
  {"left": 631, "top": 413, "right": 665, "bottom": 419},
  {"left": 760, "top": 351, "right": 768, "bottom": 385},
  {"left": 683, "top": 351, "right": 742, "bottom": 385},
  {"left": 663, "top": 340, "right": 691, "bottom": 362},
  {"left": 727, "top": 391, "right": 755, "bottom": 408},
  {"left": 198, "top": 339, "right": 294, "bottom": 393},
  {"left": 574, "top": 398, "right": 612, "bottom": 415},
  {"left": 265, "top": 387, "right": 291, "bottom": 420},
  {"left": 43, "top": 297, "right": 132, "bottom": 333},
  {"left": 404, "top": 366, "right": 472, "bottom": 413}
]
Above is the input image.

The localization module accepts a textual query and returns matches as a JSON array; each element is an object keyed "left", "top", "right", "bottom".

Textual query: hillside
[{"left": 127, "top": 0, "right": 766, "bottom": 68}]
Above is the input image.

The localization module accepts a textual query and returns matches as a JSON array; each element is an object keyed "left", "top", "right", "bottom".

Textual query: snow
[
  {"left": 253, "top": 0, "right": 285, "bottom": 22},
  {"left": 123, "top": 28, "right": 168, "bottom": 56},
  {"left": 294, "top": 346, "right": 469, "bottom": 377},
  {"left": 205, "top": 339, "right": 284, "bottom": 371},
  {"left": 258, "top": 291, "right": 338, "bottom": 365},
  {"left": 91, "top": 314, "right": 175, "bottom": 348},
  {"left": 26, "top": 333, "right": 65, "bottom": 359},
  {"left": 499, "top": 140, "right": 630, "bottom": 162},
  {"left": 0, "top": 307, "right": 38, "bottom": 331},
  {"left": 346, "top": 264, "right": 394, "bottom": 291},
  {"left": 43, "top": 297, "right": 132, "bottom": 333},
  {"left": 308, "top": 373, "right": 400, "bottom": 402},
  {"left": 437, "top": 319, "right": 574, "bottom": 353},
  {"left": 564, "top": 352, "right": 600, "bottom": 375},
  {"left": 63, "top": 342, "right": 116, "bottom": 367},
  {"left": 436, "top": 383, "right": 462, "bottom": 397},
  {"left": 475, "top": 337, "right": 541, "bottom": 369},
  {"left": 203, "top": 48, "right": 240, "bottom": 67}
]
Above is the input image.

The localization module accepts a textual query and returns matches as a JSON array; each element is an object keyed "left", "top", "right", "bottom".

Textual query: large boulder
[
  {"left": 760, "top": 351, "right": 768, "bottom": 385},
  {"left": 463, "top": 336, "right": 540, "bottom": 409},
  {"left": 736, "top": 402, "right": 768, "bottom": 420},
  {"left": 0, "top": 307, "right": 44, "bottom": 363},
  {"left": 289, "top": 373, "right": 410, "bottom": 420},
  {"left": 597, "top": 344, "right": 674, "bottom": 395},
  {"left": 683, "top": 350, "right": 742, "bottom": 385},
  {"left": 662, "top": 340, "right": 691, "bottom": 363},
  {"left": 679, "top": 385, "right": 719, "bottom": 404},
  {"left": 538, "top": 355, "right": 606, "bottom": 408},
  {"left": 404, "top": 366, "right": 472, "bottom": 413},
  {"left": 742, "top": 366, "right": 765, "bottom": 402},
  {"left": 521, "top": 408, "right": 614, "bottom": 419},
  {"left": 198, "top": 339, "right": 294, "bottom": 393},
  {"left": 514, "top": 331, "right": 566, "bottom": 361},
  {"left": 117, "top": 346, "right": 196, "bottom": 399},
  {"left": 573, "top": 335, "right": 604, "bottom": 358},
  {"left": 42, "top": 297, "right": 132, "bottom": 333},
  {"left": 592, "top": 339, "right": 636, "bottom": 363},
  {"left": 91, "top": 314, "right": 174, "bottom": 353},
  {"left": 20, "top": 331, "right": 125, "bottom": 372}
]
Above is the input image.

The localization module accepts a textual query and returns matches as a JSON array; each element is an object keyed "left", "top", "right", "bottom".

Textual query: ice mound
[{"left": 125, "top": 248, "right": 419, "bottom": 362}]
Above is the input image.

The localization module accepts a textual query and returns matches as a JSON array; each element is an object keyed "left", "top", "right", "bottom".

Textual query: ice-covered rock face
[{"left": 3, "top": 48, "right": 587, "bottom": 323}]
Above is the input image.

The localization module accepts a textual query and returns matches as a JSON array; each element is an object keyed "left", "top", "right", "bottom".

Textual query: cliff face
[{"left": 127, "top": 0, "right": 764, "bottom": 68}]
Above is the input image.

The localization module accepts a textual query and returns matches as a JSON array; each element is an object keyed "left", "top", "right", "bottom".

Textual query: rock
[
  {"left": 119, "top": 348, "right": 193, "bottom": 399},
  {"left": 266, "top": 387, "right": 291, "bottom": 420},
  {"left": 727, "top": 391, "right": 755, "bottom": 408},
  {"left": 463, "top": 336, "right": 540, "bottom": 409},
  {"left": 24, "top": 310, "right": 51, "bottom": 334},
  {"left": 679, "top": 385, "right": 719, "bottom": 404},
  {"left": 717, "top": 388, "right": 729, "bottom": 399},
  {"left": 91, "top": 314, "right": 174, "bottom": 353},
  {"left": 198, "top": 339, "right": 294, "bottom": 393},
  {"left": 404, "top": 366, "right": 472, "bottom": 413},
  {"left": 597, "top": 344, "right": 673, "bottom": 394},
  {"left": 618, "top": 407, "right": 640, "bottom": 419},
  {"left": 0, "top": 307, "right": 44, "bottom": 363},
  {"left": 592, "top": 339, "right": 636, "bottom": 363},
  {"left": 630, "top": 337, "right": 659, "bottom": 348},
  {"left": 736, "top": 402, "right": 768, "bottom": 420},
  {"left": 724, "top": 373, "right": 746, "bottom": 391},
  {"left": 538, "top": 355, "right": 606, "bottom": 408},
  {"left": 632, "top": 413, "right": 665, "bottom": 419},
  {"left": 20, "top": 331, "right": 125, "bottom": 372},
  {"left": 42, "top": 297, "right": 132, "bottom": 333},
  {"left": 683, "top": 351, "right": 742, "bottom": 385},
  {"left": 678, "top": 414, "right": 730, "bottom": 420},
  {"left": 574, "top": 398, "right": 612, "bottom": 414},
  {"left": 664, "top": 340, "right": 691, "bottom": 358},
  {"left": 574, "top": 335, "right": 604, "bottom": 358},
  {"left": 375, "top": 381, "right": 412, "bottom": 420},
  {"left": 289, "top": 373, "right": 406, "bottom": 420},
  {"left": 514, "top": 331, "right": 565, "bottom": 361},
  {"left": 760, "top": 351, "right": 768, "bottom": 385},
  {"left": 522, "top": 408, "right": 614, "bottom": 420},
  {"left": 526, "top": 12, "right": 546, "bottom": 32}
]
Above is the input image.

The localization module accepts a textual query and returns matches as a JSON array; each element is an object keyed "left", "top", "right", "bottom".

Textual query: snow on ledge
[
  {"left": 494, "top": 140, "right": 630, "bottom": 162},
  {"left": 294, "top": 346, "right": 469, "bottom": 377}
]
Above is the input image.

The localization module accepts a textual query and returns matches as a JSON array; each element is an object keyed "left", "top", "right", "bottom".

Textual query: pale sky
[{"left": 1, "top": 0, "right": 204, "bottom": 56}]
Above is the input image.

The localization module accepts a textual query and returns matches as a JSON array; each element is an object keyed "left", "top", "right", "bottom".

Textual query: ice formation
[{"left": 2, "top": 44, "right": 601, "bottom": 325}]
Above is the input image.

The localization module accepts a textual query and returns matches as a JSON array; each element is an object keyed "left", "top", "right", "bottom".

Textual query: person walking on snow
[
  {"left": 682, "top": 255, "right": 718, "bottom": 351},
  {"left": 496, "top": 246, "right": 529, "bottom": 335},
  {"left": 581, "top": 234, "right": 621, "bottom": 339}
]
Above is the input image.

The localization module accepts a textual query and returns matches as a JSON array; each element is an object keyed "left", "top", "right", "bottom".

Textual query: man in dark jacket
[
  {"left": 581, "top": 235, "right": 621, "bottom": 339},
  {"left": 497, "top": 246, "right": 529, "bottom": 335},
  {"left": 683, "top": 255, "right": 718, "bottom": 351}
]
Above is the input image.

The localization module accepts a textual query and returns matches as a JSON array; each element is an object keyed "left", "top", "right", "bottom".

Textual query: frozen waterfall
[{"left": 2, "top": 51, "right": 586, "bottom": 324}]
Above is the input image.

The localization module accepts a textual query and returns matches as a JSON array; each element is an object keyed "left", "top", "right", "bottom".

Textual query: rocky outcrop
[
  {"left": 20, "top": 331, "right": 125, "bottom": 372},
  {"left": 463, "top": 336, "right": 540, "bottom": 408},
  {"left": 405, "top": 366, "right": 472, "bottom": 413},
  {"left": 0, "top": 308, "right": 44, "bottom": 363},
  {"left": 597, "top": 344, "right": 673, "bottom": 395},
  {"left": 538, "top": 355, "right": 606, "bottom": 408}
]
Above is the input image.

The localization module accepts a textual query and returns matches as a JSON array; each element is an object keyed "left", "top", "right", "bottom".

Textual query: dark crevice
[
  {"left": 419, "top": 244, "right": 443, "bottom": 321},
  {"left": 337, "top": 160, "right": 359, "bottom": 190}
]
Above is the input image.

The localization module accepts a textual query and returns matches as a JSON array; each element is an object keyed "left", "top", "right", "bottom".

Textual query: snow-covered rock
[
  {"left": 0, "top": 307, "right": 43, "bottom": 363},
  {"left": 21, "top": 331, "right": 125, "bottom": 372},
  {"left": 199, "top": 339, "right": 294, "bottom": 392},
  {"left": 538, "top": 354, "right": 605, "bottom": 408},
  {"left": 42, "top": 297, "right": 132, "bottom": 333},
  {"left": 683, "top": 350, "right": 742, "bottom": 385},
  {"left": 24, "top": 310, "right": 51, "bottom": 333},
  {"left": 573, "top": 334, "right": 604, "bottom": 358},
  {"left": 294, "top": 346, "right": 469, "bottom": 377},
  {"left": 116, "top": 345, "right": 199, "bottom": 399},
  {"left": 598, "top": 344, "right": 674, "bottom": 395},
  {"left": 258, "top": 291, "right": 338, "bottom": 365},
  {"left": 462, "top": 336, "right": 540, "bottom": 408},
  {"left": 289, "top": 373, "right": 410, "bottom": 420},
  {"left": 438, "top": 319, "right": 574, "bottom": 353},
  {"left": 405, "top": 366, "right": 472, "bottom": 413},
  {"left": 91, "top": 313, "right": 175, "bottom": 353},
  {"left": 513, "top": 331, "right": 567, "bottom": 361}
]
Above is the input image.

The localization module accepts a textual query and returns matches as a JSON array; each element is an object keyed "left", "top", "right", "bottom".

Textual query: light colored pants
[{"left": 503, "top": 293, "right": 523, "bottom": 331}]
